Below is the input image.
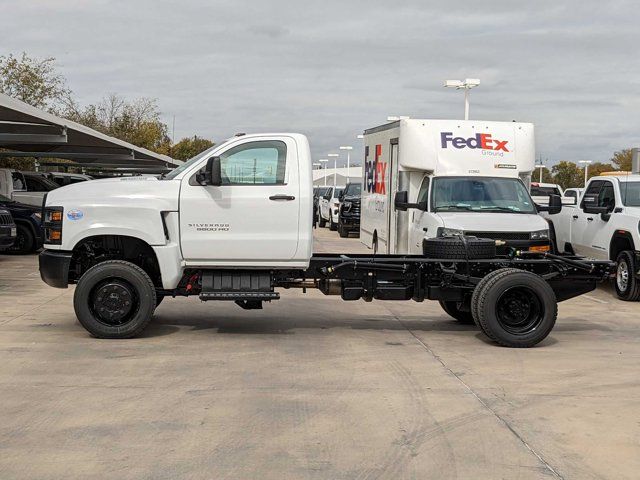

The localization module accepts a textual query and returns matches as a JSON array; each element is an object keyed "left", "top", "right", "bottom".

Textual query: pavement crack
[{"left": 390, "top": 312, "right": 565, "bottom": 480}]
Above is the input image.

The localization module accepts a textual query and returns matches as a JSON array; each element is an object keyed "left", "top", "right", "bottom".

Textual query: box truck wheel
[
  {"left": 438, "top": 301, "right": 474, "bottom": 324},
  {"left": 475, "top": 269, "right": 557, "bottom": 348},
  {"left": 73, "top": 260, "right": 156, "bottom": 339},
  {"left": 614, "top": 251, "right": 640, "bottom": 301}
]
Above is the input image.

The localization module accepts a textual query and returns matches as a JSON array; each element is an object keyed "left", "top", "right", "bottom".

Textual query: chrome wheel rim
[{"left": 617, "top": 260, "right": 629, "bottom": 292}]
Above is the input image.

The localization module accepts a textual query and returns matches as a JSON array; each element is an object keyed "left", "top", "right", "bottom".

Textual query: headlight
[
  {"left": 32, "top": 212, "right": 42, "bottom": 221},
  {"left": 437, "top": 227, "right": 464, "bottom": 237},
  {"left": 530, "top": 229, "right": 549, "bottom": 240},
  {"left": 343, "top": 201, "right": 352, "bottom": 211},
  {"left": 43, "top": 206, "right": 64, "bottom": 245}
]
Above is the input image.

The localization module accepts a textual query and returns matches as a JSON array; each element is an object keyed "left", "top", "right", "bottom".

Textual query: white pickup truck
[
  {"left": 0, "top": 168, "right": 59, "bottom": 207},
  {"left": 38, "top": 133, "right": 613, "bottom": 347},
  {"left": 548, "top": 174, "right": 640, "bottom": 300}
]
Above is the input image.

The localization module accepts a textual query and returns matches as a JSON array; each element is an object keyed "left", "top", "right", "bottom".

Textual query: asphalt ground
[{"left": 0, "top": 227, "right": 638, "bottom": 479}]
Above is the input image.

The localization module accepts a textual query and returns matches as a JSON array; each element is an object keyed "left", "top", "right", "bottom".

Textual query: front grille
[
  {"left": 0, "top": 212, "right": 14, "bottom": 226},
  {"left": 465, "top": 231, "right": 530, "bottom": 240}
]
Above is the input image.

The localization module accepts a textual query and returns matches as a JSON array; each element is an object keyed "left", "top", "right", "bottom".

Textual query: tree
[
  {"left": 171, "top": 136, "right": 215, "bottom": 161},
  {"left": 552, "top": 161, "right": 583, "bottom": 190},
  {"left": 611, "top": 149, "right": 632, "bottom": 171},
  {"left": 64, "top": 94, "right": 172, "bottom": 154},
  {"left": 532, "top": 166, "right": 554, "bottom": 184},
  {"left": 587, "top": 162, "right": 615, "bottom": 180},
  {"left": 0, "top": 52, "right": 70, "bottom": 112}
]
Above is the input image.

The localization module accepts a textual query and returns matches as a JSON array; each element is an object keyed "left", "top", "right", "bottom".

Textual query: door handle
[
  {"left": 572, "top": 215, "right": 579, "bottom": 219},
  {"left": 587, "top": 217, "right": 594, "bottom": 221},
  {"left": 269, "top": 195, "right": 295, "bottom": 201}
]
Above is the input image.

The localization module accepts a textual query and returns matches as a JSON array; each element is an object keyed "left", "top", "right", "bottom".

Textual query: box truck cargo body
[{"left": 360, "top": 119, "right": 551, "bottom": 254}]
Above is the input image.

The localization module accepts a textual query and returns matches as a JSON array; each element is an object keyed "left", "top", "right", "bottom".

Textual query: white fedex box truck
[{"left": 361, "top": 119, "right": 559, "bottom": 254}]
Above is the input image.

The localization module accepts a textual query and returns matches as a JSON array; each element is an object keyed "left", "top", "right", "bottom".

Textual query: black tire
[
  {"left": 475, "top": 270, "right": 557, "bottom": 348},
  {"left": 423, "top": 236, "right": 496, "bottom": 260},
  {"left": 471, "top": 268, "right": 522, "bottom": 335},
  {"left": 73, "top": 260, "right": 156, "bottom": 339},
  {"left": 439, "top": 300, "right": 474, "bottom": 324},
  {"left": 7, "top": 224, "right": 35, "bottom": 254},
  {"left": 338, "top": 223, "right": 349, "bottom": 238},
  {"left": 614, "top": 251, "right": 640, "bottom": 301},
  {"left": 329, "top": 215, "right": 337, "bottom": 231}
]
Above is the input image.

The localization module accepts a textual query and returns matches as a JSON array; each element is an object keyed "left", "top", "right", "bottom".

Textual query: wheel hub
[
  {"left": 617, "top": 260, "right": 629, "bottom": 292},
  {"left": 91, "top": 281, "right": 135, "bottom": 325},
  {"left": 496, "top": 287, "right": 543, "bottom": 335}
]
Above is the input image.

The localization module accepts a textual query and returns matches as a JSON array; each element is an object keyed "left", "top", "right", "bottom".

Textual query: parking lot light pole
[
  {"left": 319, "top": 159, "right": 328, "bottom": 186},
  {"left": 535, "top": 164, "right": 545, "bottom": 182},
  {"left": 579, "top": 160, "right": 592, "bottom": 187},
  {"left": 339, "top": 146, "right": 353, "bottom": 180},
  {"left": 328, "top": 153, "right": 339, "bottom": 186},
  {"left": 444, "top": 78, "right": 480, "bottom": 120}
]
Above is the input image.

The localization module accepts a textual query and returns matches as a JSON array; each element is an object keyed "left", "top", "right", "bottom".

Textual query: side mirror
[
  {"left": 583, "top": 205, "right": 609, "bottom": 215},
  {"left": 394, "top": 190, "right": 426, "bottom": 211},
  {"left": 538, "top": 194, "right": 562, "bottom": 215},
  {"left": 196, "top": 156, "right": 222, "bottom": 186}
]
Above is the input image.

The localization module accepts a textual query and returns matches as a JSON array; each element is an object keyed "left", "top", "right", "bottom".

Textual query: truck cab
[
  {"left": 550, "top": 175, "right": 640, "bottom": 300},
  {"left": 360, "top": 119, "right": 558, "bottom": 255},
  {"left": 0, "top": 168, "right": 59, "bottom": 207}
]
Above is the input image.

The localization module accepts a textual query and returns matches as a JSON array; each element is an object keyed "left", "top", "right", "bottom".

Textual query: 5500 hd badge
[{"left": 188, "top": 223, "right": 230, "bottom": 232}]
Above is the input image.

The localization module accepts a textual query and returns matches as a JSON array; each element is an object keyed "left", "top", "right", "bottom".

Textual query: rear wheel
[
  {"left": 614, "top": 251, "right": 640, "bottom": 301},
  {"left": 74, "top": 260, "right": 156, "bottom": 338},
  {"left": 439, "top": 300, "right": 474, "bottom": 324},
  {"left": 318, "top": 209, "right": 327, "bottom": 228},
  {"left": 475, "top": 270, "right": 557, "bottom": 347}
]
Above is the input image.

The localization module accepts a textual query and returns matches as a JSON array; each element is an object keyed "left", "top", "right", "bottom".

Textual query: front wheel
[
  {"left": 329, "top": 215, "right": 337, "bottom": 231},
  {"left": 318, "top": 210, "right": 327, "bottom": 228},
  {"left": 74, "top": 260, "right": 156, "bottom": 338},
  {"left": 439, "top": 300, "right": 474, "bottom": 324},
  {"left": 338, "top": 223, "right": 349, "bottom": 238},
  {"left": 8, "top": 224, "right": 35, "bottom": 254},
  {"left": 474, "top": 270, "right": 557, "bottom": 347},
  {"left": 614, "top": 251, "right": 640, "bottom": 301}
]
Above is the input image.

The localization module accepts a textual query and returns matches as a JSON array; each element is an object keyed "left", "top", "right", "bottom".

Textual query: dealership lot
[{"left": 0, "top": 228, "right": 638, "bottom": 479}]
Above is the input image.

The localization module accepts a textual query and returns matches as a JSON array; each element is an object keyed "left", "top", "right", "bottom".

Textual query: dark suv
[
  {"left": 0, "top": 194, "right": 43, "bottom": 254},
  {"left": 338, "top": 182, "right": 361, "bottom": 238},
  {"left": 0, "top": 208, "right": 17, "bottom": 251}
]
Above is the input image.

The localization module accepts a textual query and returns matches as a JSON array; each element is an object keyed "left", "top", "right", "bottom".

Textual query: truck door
[
  {"left": 408, "top": 176, "right": 432, "bottom": 254},
  {"left": 572, "top": 180, "right": 604, "bottom": 257},
  {"left": 579, "top": 180, "right": 615, "bottom": 259},
  {"left": 387, "top": 139, "right": 401, "bottom": 253},
  {"left": 179, "top": 137, "right": 300, "bottom": 263}
]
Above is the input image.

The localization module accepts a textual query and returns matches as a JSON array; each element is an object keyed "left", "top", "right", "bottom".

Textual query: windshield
[
  {"left": 620, "top": 182, "right": 640, "bottom": 207},
  {"left": 315, "top": 187, "right": 330, "bottom": 197},
  {"left": 531, "top": 186, "right": 561, "bottom": 196},
  {"left": 344, "top": 183, "right": 362, "bottom": 196},
  {"left": 163, "top": 144, "right": 219, "bottom": 180},
  {"left": 333, "top": 188, "right": 344, "bottom": 198},
  {"left": 432, "top": 177, "right": 536, "bottom": 214}
]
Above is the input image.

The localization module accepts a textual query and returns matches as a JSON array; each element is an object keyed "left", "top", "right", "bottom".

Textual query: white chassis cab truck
[
  {"left": 39, "top": 133, "right": 612, "bottom": 347},
  {"left": 359, "top": 119, "right": 558, "bottom": 257},
  {"left": 548, "top": 174, "right": 640, "bottom": 300}
]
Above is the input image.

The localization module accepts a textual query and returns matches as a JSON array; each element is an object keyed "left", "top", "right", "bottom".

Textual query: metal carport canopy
[{"left": 0, "top": 92, "right": 181, "bottom": 168}]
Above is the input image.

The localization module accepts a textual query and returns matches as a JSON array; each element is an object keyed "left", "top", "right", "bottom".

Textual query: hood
[
  {"left": 45, "top": 177, "right": 180, "bottom": 212},
  {"left": 342, "top": 194, "right": 361, "bottom": 203},
  {"left": 436, "top": 211, "right": 548, "bottom": 232},
  {"left": 0, "top": 199, "right": 40, "bottom": 215}
]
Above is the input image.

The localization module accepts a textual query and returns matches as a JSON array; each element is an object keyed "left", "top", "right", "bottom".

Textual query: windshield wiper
[
  {"left": 479, "top": 206, "right": 520, "bottom": 212},
  {"left": 436, "top": 204, "right": 474, "bottom": 211}
]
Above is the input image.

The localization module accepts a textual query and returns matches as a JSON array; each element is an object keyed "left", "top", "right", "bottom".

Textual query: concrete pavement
[{"left": 0, "top": 228, "right": 638, "bottom": 479}]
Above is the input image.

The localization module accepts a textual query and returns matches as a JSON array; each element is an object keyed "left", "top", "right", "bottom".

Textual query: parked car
[
  {"left": 0, "top": 208, "right": 17, "bottom": 251},
  {"left": 42, "top": 172, "right": 93, "bottom": 187},
  {"left": 0, "top": 169, "right": 60, "bottom": 207},
  {"left": 338, "top": 182, "right": 361, "bottom": 238},
  {"left": 0, "top": 194, "right": 44, "bottom": 254},
  {"left": 318, "top": 186, "right": 344, "bottom": 230}
]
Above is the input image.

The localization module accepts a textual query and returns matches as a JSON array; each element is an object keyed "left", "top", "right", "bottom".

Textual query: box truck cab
[{"left": 360, "top": 119, "right": 557, "bottom": 254}]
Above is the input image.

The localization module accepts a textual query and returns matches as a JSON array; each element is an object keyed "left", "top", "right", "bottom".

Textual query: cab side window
[
  {"left": 597, "top": 182, "right": 615, "bottom": 210},
  {"left": 581, "top": 180, "right": 603, "bottom": 210},
  {"left": 219, "top": 141, "right": 286, "bottom": 185},
  {"left": 417, "top": 176, "right": 430, "bottom": 209}
]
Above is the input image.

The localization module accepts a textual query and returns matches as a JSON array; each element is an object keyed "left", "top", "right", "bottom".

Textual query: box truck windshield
[{"left": 432, "top": 177, "right": 536, "bottom": 214}]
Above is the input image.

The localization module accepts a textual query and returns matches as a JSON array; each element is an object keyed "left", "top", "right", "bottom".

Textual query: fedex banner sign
[{"left": 441, "top": 132, "right": 509, "bottom": 152}]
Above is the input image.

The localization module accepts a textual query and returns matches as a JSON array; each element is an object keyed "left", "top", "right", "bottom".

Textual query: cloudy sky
[{"left": 3, "top": 0, "right": 639, "bottom": 166}]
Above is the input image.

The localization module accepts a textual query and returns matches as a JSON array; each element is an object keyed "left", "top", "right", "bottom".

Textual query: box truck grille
[{"left": 465, "top": 231, "right": 530, "bottom": 241}]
